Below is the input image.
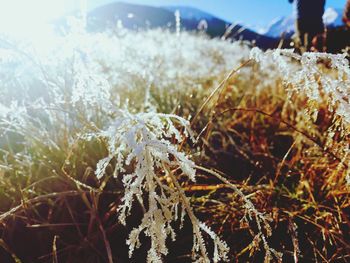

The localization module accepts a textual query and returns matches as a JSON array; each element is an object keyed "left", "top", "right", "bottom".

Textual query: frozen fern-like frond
[
  {"left": 88, "top": 109, "right": 228, "bottom": 262},
  {"left": 250, "top": 48, "right": 350, "bottom": 127},
  {"left": 93, "top": 110, "right": 196, "bottom": 181},
  {"left": 250, "top": 48, "right": 350, "bottom": 181}
]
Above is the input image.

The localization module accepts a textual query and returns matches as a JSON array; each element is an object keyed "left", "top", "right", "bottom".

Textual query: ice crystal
[{"left": 89, "top": 110, "right": 228, "bottom": 262}]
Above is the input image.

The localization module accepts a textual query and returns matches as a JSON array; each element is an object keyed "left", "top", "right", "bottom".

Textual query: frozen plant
[
  {"left": 250, "top": 48, "right": 350, "bottom": 180},
  {"left": 250, "top": 48, "right": 350, "bottom": 127},
  {"left": 86, "top": 109, "right": 229, "bottom": 262},
  {"left": 175, "top": 10, "right": 181, "bottom": 37}
]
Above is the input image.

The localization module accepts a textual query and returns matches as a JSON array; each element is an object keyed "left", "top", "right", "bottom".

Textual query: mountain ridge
[
  {"left": 53, "top": 1, "right": 285, "bottom": 49},
  {"left": 161, "top": 6, "right": 216, "bottom": 20},
  {"left": 264, "top": 7, "right": 345, "bottom": 38},
  {"left": 85, "top": 2, "right": 282, "bottom": 49}
]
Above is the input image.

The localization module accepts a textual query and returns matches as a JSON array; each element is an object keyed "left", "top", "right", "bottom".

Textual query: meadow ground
[{"left": 0, "top": 26, "right": 349, "bottom": 262}]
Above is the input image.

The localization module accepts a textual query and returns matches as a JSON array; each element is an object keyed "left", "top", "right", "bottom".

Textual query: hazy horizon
[
  {"left": 0, "top": 0, "right": 347, "bottom": 36},
  {"left": 86, "top": 0, "right": 347, "bottom": 29}
]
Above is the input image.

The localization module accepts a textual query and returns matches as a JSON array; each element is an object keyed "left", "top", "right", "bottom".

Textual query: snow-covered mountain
[
  {"left": 264, "top": 7, "right": 344, "bottom": 38},
  {"left": 323, "top": 7, "right": 344, "bottom": 26},
  {"left": 264, "top": 16, "right": 295, "bottom": 38}
]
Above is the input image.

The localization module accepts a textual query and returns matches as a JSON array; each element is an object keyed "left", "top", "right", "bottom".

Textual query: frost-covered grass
[{"left": 0, "top": 26, "right": 349, "bottom": 263}]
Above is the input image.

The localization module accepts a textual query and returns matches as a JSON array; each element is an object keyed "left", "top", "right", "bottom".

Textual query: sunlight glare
[{"left": 0, "top": 0, "right": 78, "bottom": 39}]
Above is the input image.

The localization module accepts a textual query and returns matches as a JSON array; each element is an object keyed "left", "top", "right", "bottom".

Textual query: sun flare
[{"left": 0, "top": 0, "right": 82, "bottom": 38}]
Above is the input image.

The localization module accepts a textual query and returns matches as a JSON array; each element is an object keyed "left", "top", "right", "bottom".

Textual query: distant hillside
[
  {"left": 161, "top": 6, "right": 285, "bottom": 49},
  {"left": 87, "top": 2, "right": 175, "bottom": 31},
  {"left": 162, "top": 5, "right": 229, "bottom": 38},
  {"left": 55, "top": 1, "right": 283, "bottom": 50},
  {"left": 162, "top": 6, "right": 216, "bottom": 20}
]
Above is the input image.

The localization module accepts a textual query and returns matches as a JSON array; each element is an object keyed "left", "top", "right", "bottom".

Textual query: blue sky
[
  {"left": 0, "top": 0, "right": 346, "bottom": 35},
  {"left": 89, "top": 0, "right": 347, "bottom": 28}
]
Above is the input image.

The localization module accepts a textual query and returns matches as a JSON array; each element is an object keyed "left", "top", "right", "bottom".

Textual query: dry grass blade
[
  {"left": 52, "top": 235, "right": 59, "bottom": 263},
  {"left": 190, "top": 59, "right": 251, "bottom": 127},
  {"left": 0, "top": 191, "right": 87, "bottom": 222},
  {"left": 92, "top": 193, "right": 114, "bottom": 263},
  {"left": 205, "top": 107, "right": 349, "bottom": 169},
  {"left": 0, "top": 239, "right": 22, "bottom": 263},
  {"left": 162, "top": 162, "right": 209, "bottom": 262}
]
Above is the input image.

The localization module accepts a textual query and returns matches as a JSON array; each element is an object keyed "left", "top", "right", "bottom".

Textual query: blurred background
[{"left": 0, "top": 0, "right": 349, "bottom": 51}]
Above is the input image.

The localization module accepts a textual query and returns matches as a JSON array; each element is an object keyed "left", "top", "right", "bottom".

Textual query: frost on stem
[
  {"left": 197, "top": 166, "right": 282, "bottom": 262},
  {"left": 250, "top": 48, "right": 350, "bottom": 127},
  {"left": 250, "top": 48, "right": 350, "bottom": 185},
  {"left": 88, "top": 109, "right": 228, "bottom": 262}
]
